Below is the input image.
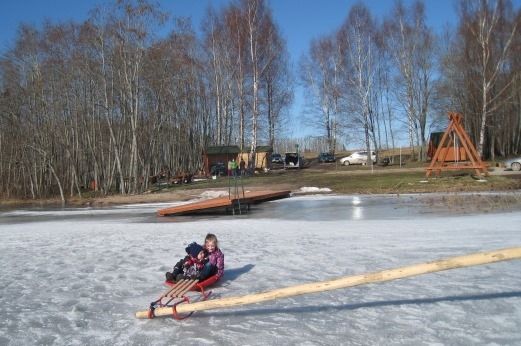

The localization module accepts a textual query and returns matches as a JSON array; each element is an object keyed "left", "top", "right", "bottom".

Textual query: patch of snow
[
  {"left": 199, "top": 190, "right": 230, "bottom": 199},
  {"left": 294, "top": 186, "right": 332, "bottom": 194}
]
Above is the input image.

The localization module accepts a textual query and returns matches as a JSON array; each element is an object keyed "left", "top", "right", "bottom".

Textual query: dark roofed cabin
[{"left": 203, "top": 145, "right": 241, "bottom": 176}]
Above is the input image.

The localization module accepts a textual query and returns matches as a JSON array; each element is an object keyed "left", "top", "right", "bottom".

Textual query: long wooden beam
[{"left": 136, "top": 247, "right": 521, "bottom": 319}]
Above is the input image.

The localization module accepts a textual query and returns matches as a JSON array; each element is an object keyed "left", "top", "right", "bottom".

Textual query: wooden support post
[
  {"left": 136, "top": 246, "right": 521, "bottom": 319},
  {"left": 426, "top": 118, "right": 454, "bottom": 177}
]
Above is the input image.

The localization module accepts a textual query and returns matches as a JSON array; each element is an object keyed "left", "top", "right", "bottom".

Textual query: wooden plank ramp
[{"left": 157, "top": 190, "right": 291, "bottom": 216}]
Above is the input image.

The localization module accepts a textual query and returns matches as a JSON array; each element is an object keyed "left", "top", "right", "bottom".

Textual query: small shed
[
  {"left": 239, "top": 146, "right": 273, "bottom": 170},
  {"left": 427, "top": 132, "right": 467, "bottom": 161},
  {"left": 203, "top": 145, "right": 241, "bottom": 176}
]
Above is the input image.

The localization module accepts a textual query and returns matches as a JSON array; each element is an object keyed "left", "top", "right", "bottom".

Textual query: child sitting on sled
[
  {"left": 199, "top": 233, "right": 224, "bottom": 282},
  {"left": 166, "top": 242, "right": 207, "bottom": 282}
]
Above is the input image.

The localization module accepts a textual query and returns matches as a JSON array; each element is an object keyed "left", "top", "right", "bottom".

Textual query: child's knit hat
[{"left": 185, "top": 242, "right": 204, "bottom": 258}]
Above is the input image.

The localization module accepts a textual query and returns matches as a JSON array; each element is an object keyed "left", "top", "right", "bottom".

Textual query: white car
[
  {"left": 340, "top": 151, "right": 376, "bottom": 166},
  {"left": 504, "top": 156, "right": 521, "bottom": 171}
]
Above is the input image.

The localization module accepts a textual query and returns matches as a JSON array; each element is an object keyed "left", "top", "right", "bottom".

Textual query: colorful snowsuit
[
  {"left": 168, "top": 255, "right": 206, "bottom": 281},
  {"left": 200, "top": 247, "right": 224, "bottom": 280}
]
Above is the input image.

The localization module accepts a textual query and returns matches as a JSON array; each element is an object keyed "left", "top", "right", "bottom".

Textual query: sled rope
[{"left": 136, "top": 246, "right": 521, "bottom": 319}]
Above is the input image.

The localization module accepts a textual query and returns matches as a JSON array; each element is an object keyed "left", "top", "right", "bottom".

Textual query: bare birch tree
[
  {"left": 458, "top": 0, "right": 518, "bottom": 158},
  {"left": 300, "top": 35, "right": 341, "bottom": 153},
  {"left": 383, "top": 0, "right": 435, "bottom": 161},
  {"left": 337, "top": 4, "right": 379, "bottom": 163}
]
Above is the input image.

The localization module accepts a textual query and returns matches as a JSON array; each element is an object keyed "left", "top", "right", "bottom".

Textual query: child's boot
[{"left": 165, "top": 272, "right": 175, "bottom": 282}]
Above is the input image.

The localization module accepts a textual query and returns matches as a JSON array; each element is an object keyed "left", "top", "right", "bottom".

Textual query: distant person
[
  {"left": 239, "top": 158, "right": 246, "bottom": 176},
  {"left": 165, "top": 242, "right": 207, "bottom": 282},
  {"left": 230, "top": 158, "right": 238, "bottom": 177},
  {"left": 199, "top": 233, "right": 224, "bottom": 282},
  {"left": 227, "top": 159, "right": 233, "bottom": 176}
]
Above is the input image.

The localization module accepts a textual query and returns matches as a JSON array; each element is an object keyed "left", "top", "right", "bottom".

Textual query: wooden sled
[{"left": 146, "top": 278, "right": 212, "bottom": 320}]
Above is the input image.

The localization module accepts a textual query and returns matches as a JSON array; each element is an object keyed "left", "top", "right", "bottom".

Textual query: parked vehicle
[
  {"left": 318, "top": 152, "right": 336, "bottom": 163},
  {"left": 339, "top": 151, "right": 376, "bottom": 166},
  {"left": 210, "top": 162, "right": 227, "bottom": 176},
  {"left": 504, "top": 156, "right": 521, "bottom": 171},
  {"left": 271, "top": 153, "right": 284, "bottom": 164},
  {"left": 284, "top": 152, "right": 303, "bottom": 169},
  {"left": 379, "top": 157, "right": 390, "bottom": 167}
]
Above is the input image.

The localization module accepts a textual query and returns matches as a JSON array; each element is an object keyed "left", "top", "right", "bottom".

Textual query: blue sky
[
  {"left": 0, "top": 0, "right": 495, "bottom": 140},
  {"left": 0, "top": 0, "right": 461, "bottom": 56}
]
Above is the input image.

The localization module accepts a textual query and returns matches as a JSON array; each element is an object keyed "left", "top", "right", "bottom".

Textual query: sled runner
[{"left": 146, "top": 277, "right": 215, "bottom": 320}]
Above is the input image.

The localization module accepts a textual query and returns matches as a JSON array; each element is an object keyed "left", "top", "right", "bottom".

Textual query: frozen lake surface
[{"left": 1, "top": 193, "right": 521, "bottom": 345}]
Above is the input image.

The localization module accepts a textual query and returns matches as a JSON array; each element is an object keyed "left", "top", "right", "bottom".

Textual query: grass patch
[
  {"left": 160, "top": 168, "right": 521, "bottom": 195},
  {"left": 3, "top": 166, "right": 519, "bottom": 209}
]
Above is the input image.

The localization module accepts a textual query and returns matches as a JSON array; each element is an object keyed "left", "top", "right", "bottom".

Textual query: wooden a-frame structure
[{"left": 425, "top": 112, "right": 488, "bottom": 178}]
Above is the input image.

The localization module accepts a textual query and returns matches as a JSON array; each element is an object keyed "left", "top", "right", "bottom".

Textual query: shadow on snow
[{"left": 203, "top": 290, "right": 521, "bottom": 318}]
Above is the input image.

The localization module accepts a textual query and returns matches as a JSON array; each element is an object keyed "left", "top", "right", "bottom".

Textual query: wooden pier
[{"left": 157, "top": 190, "right": 291, "bottom": 216}]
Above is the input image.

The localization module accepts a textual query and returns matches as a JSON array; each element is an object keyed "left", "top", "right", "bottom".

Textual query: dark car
[
  {"left": 210, "top": 162, "right": 227, "bottom": 176},
  {"left": 318, "top": 152, "right": 336, "bottom": 163},
  {"left": 272, "top": 153, "right": 284, "bottom": 164},
  {"left": 284, "top": 152, "right": 303, "bottom": 169}
]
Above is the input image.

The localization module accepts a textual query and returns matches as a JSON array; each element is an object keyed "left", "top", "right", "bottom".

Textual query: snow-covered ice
[{"left": 1, "top": 193, "right": 520, "bottom": 345}]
